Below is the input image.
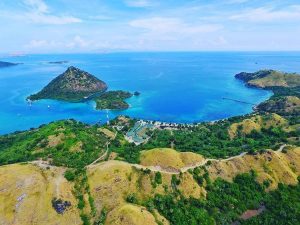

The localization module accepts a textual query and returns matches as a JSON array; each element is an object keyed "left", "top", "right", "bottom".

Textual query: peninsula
[
  {"left": 28, "top": 66, "right": 108, "bottom": 102},
  {"left": 235, "top": 69, "right": 300, "bottom": 115}
]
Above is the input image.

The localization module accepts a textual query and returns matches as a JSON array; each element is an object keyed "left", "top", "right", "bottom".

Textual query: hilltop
[
  {"left": 1, "top": 147, "right": 299, "bottom": 225},
  {"left": 235, "top": 70, "right": 300, "bottom": 88},
  {"left": 28, "top": 66, "right": 108, "bottom": 102}
]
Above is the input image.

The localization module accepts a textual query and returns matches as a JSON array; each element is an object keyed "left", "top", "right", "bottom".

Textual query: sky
[{"left": 0, "top": 0, "right": 300, "bottom": 53}]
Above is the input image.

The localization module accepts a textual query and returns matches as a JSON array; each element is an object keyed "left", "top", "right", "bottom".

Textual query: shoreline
[{"left": 0, "top": 73, "right": 276, "bottom": 136}]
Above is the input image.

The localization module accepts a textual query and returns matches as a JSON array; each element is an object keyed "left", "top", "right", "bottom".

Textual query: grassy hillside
[
  {"left": 228, "top": 113, "right": 289, "bottom": 139},
  {"left": 140, "top": 148, "right": 205, "bottom": 170},
  {"left": 1, "top": 147, "right": 299, "bottom": 225},
  {"left": 0, "top": 163, "right": 81, "bottom": 225},
  {"left": 0, "top": 120, "right": 110, "bottom": 168},
  {"left": 257, "top": 96, "right": 300, "bottom": 116},
  {"left": 235, "top": 70, "right": 300, "bottom": 88}
]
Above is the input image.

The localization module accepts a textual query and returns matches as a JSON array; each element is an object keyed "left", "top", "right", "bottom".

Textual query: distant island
[
  {"left": 28, "top": 66, "right": 108, "bottom": 102},
  {"left": 28, "top": 66, "right": 138, "bottom": 110},
  {"left": 48, "top": 61, "right": 69, "bottom": 64},
  {"left": 0, "top": 61, "right": 19, "bottom": 68}
]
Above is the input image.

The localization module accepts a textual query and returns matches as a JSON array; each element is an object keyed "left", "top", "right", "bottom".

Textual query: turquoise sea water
[{"left": 0, "top": 52, "right": 299, "bottom": 135}]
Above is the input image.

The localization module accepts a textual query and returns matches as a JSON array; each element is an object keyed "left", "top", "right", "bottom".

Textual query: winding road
[
  {"left": 126, "top": 144, "right": 287, "bottom": 175},
  {"left": 33, "top": 142, "right": 289, "bottom": 176}
]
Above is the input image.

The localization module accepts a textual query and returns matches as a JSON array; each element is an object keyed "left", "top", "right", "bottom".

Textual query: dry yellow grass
[
  {"left": 47, "top": 133, "right": 65, "bottom": 148},
  {"left": 1, "top": 146, "right": 300, "bottom": 225},
  {"left": 69, "top": 141, "right": 83, "bottom": 152},
  {"left": 98, "top": 128, "right": 116, "bottom": 139},
  {"left": 228, "top": 113, "right": 288, "bottom": 139},
  {"left": 106, "top": 204, "right": 157, "bottom": 225},
  {"left": 0, "top": 163, "right": 81, "bottom": 225},
  {"left": 140, "top": 148, "right": 205, "bottom": 170},
  {"left": 248, "top": 71, "right": 300, "bottom": 88},
  {"left": 177, "top": 172, "right": 206, "bottom": 199},
  {"left": 284, "top": 96, "right": 300, "bottom": 113},
  {"left": 208, "top": 147, "right": 300, "bottom": 189},
  {"left": 87, "top": 160, "right": 171, "bottom": 225}
]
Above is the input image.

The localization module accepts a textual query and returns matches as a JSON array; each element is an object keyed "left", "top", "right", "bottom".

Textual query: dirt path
[
  {"left": 277, "top": 144, "right": 287, "bottom": 152},
  {"left": 86, "top": 131, "right": 118, "bottom": 168},
  {"left": 32, "top": 143, "right": 288, "bottom": 176},
  {"left": 131, "top": 151, "right": 249, "bottom": 175},
  {"left": 87, "top": 146, "right": 109, "bottom": 167},
  {"left": 55, "top": 172, "right": 64, "bottom": 197},
  {"left": 131, "top": 144, "right": 287, "bottom": 175}
]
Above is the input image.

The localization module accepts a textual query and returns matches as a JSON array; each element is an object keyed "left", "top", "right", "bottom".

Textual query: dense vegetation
[
  {"left": 147, "top": 120, "right": 297, "bottom": 158},
  {"left": 107, "top": 69, "right": 300, "bottom": 162},
  {"left": 27, "top": 66, "right": 134, "bottom": 109},
  {"left": 108, "top": 113, "right": 299, "bottom": 162},
  {"left": 94, "top": 90, "right": 133, "bottom": 110},
  {"left": 257, "top": 96, "right": 300, "bottom": 116},
  {"left": 28, "top": 66, "right": 107, "bottom": 102},
  {"left": 0, "top": 120, "right": 109, "bottom": 168},
  {"left": 142, "top": 172, "right": 300, "bottom": 225}
]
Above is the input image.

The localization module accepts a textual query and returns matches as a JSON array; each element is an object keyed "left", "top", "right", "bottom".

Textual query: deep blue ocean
[{"left": 1, "top": 52, "right": 299, "bottom": 135}]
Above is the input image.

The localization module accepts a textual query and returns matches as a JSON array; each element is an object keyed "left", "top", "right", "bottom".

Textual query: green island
[
  {"left": 27, "top": 66, "right": 136, "bottom": 110},
  {"left": 28, "top": 66, "right": 108, "bottom": 102},
  {"left": 0, "top": 69, "right": 300, "bottom": 225}
]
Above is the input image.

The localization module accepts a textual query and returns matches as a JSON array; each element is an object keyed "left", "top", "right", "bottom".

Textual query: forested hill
[{"left": 28, "top": 66, "right": 108, "bottom": 102}]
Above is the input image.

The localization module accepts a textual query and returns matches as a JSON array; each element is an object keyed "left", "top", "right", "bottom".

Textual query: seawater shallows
[{"left": 1, "top": 52, "right": 300, "bottom": 134}]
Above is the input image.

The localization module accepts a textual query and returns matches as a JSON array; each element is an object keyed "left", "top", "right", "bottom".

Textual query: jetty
[{"left": 222, "top": 97, "right": 256, "bottom": 106}]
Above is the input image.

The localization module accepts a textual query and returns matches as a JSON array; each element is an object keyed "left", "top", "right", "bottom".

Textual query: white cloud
[
  {"left": 128, "top": 17, "right": 222, "bottom": 49},
  {"left": 66, "top": 36, "right": 90, "bottom": 48},
  {"left": 230, "top": 6, "right": 300, "bottom": 22},
  {"left": 25, "top": 13, "right": 81, "bottom": 25},
  {"left": 130, "top": 17, "right": 221, "bottom": 34},
  {"left": 25, "top": 39, "right": 48, "bottom": 48},
  {"left": 24, "top": 36, "right": 90, "bottom": 50},
  {"left": 125, "top": 0, "right": 154, "bottom": 8},
  {"left": 20, "top": 0, "right": 82, "bottom": 24},
  {"left": 24, "top": 0, "right": 48, "bottom": 13}
]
